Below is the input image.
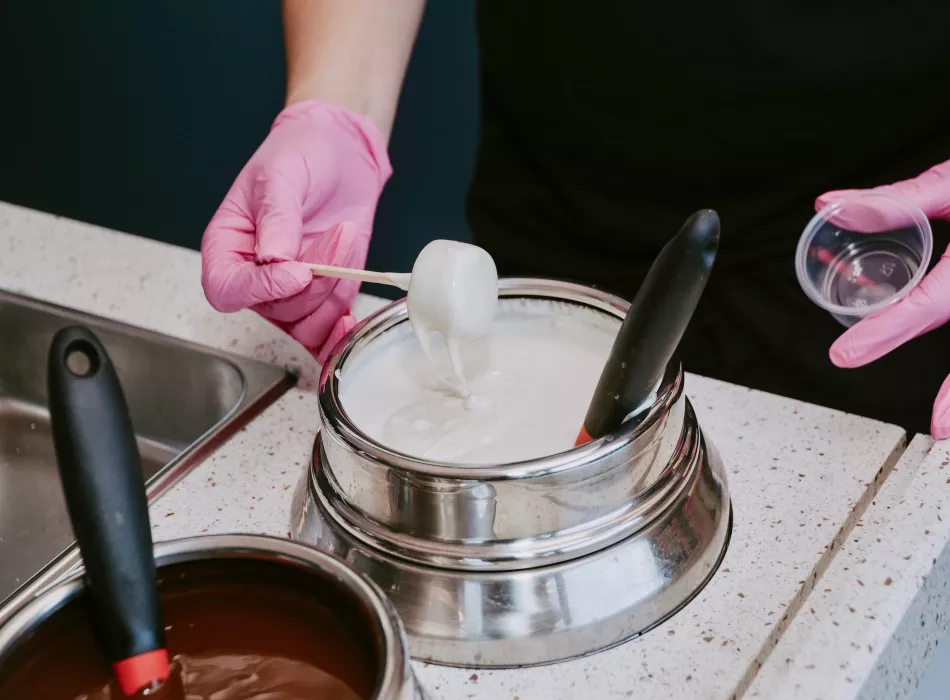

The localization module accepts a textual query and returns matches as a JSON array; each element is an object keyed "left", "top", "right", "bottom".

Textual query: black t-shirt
[{"left": 467, "top": 1, "right": 950, "bottom": 432}]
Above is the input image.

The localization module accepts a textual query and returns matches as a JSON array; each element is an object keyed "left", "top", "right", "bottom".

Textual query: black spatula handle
[
  {"left": 48, "top": 326, "right": 167, "bottom": 694},
  {"left": 579, "top": 209, "right": 720, "bottom": 442}
]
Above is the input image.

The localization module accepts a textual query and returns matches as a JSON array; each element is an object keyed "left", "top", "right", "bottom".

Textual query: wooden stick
[{"left": 307, "top": 263, "right": 411, "bottom": 291}]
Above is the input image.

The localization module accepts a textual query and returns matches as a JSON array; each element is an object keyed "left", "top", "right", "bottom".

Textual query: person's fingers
[
  {"left": 815, "top": 160, "right": 950, "bottom": 226},
  {"left": 305, "top": 220, "right": 368, "bottom": 270},
  {"left": 315, "top": 314, "right": 358, "bottom": 365},
  {"left": 285, "top": 279, "right": 361, "bottom": 356},
  {"left": 814, "top": 188, "right": 859, "bottom": 212},
  {"left": 813, "top": 188, "right": 919, "bottom": 232},
  {"left": 201, "top": 204, "right": 313, "bottom": 312},
  {"left": 885, "top": 160, "right": 950, "bottom": 220},
  {"left": 931, "top": 373, "right": 950, "bottom": 440},
  {"left": 830, "top": 254, "right": 950, "bottom": 368},
  {"left": 201, "top": 257, "right": 313, "bottom": 313},
  {"left": 252, "top": 159, "right": 307, "bottom": 264},
  {"left": 254, "top": 276, "right": 338, "bottom": 324},
  {"left": 253, "top": 222, "right": 368, "bottom": 323}
]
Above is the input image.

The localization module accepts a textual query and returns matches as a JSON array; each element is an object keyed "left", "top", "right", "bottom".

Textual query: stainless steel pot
[
  {"left": 292, "top": 279, "right": 731, "bottom": 668},
  {"left": 0, "top": 535, "right": 425, "bottom": 699}
]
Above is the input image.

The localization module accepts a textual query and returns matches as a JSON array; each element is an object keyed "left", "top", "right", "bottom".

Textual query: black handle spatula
[
  {"left": 576, "top": 209, "right": 720, "bottom": 445},
  {"left": 48, "top": 326, "right": 169, "bottom": 696}
]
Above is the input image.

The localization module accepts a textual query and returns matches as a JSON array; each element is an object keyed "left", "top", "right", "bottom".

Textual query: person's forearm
[{"left": 282, "top": 0, "right": 425, "bottom": 141}]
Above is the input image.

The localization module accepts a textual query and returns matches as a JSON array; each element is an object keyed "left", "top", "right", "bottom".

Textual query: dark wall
[{"left": 0, "top": 1, "right": 478, "bottom": 300}]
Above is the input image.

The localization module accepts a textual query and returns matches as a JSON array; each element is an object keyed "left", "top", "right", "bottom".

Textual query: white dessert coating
[
  {"left": 405, "top": 239, "right": 498, "bottom": 393},
  {"left": 340, "top": 298, "right": 619, "bottom": 465}
]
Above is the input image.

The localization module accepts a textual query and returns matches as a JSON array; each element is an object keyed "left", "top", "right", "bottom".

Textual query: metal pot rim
[
  {"left": 320, "top": 277, "right": 678, "bottom": 481},
  {"left": 0, "top": 534, "right": 412, "bottom": 700}
]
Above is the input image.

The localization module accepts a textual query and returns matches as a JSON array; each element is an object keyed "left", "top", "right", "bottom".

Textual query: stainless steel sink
[{"left": 0, "top": 289, "right": 295, "bottom": 608}]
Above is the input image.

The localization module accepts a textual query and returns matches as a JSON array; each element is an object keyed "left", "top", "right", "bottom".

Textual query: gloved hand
[
  {"left": 201, "top": 100, "right": 392, "bottom": 364},
  {"left": 815, "top": 159, "right": 950, "bottom": 439}
]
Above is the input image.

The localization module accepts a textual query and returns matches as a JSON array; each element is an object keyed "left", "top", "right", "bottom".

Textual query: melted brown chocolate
[
  {"left": 0, "top": 559, "right": 379, "bottom": 700},
  {"left": 76, "top": 653, "right": 363, "bottom": 700}
]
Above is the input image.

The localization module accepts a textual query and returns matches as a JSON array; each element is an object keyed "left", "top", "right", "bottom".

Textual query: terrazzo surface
[
  {"left": 0, "top": 203, "right": 918, "bottom": 698},
  {"left": 748, "top": 435, "right": 950, "bottom": 700}
]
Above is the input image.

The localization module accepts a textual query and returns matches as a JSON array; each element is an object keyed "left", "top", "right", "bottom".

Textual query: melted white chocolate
[{"left": 340, "top": 299, "right": 620, "bottom": 465}]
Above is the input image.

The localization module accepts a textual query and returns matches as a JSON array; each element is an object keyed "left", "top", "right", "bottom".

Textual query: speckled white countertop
[
  {"left": 747, "top": 432, "right": 950, "bottom": 700},
  {"left": 0, "top": 201, "right": 940, "bottom": 699}
]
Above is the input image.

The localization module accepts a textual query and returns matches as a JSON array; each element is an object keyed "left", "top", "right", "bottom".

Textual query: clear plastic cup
[{"left": 795, "top": 191, "right": 933, "bottom": 327}]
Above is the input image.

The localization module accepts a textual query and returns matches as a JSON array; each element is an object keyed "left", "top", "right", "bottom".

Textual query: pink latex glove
[
  {"left": 815, "top": 159, "right": 950, "bottom": 439},
  {"left": 201, "top": 100, "right": 392, "bottom": 364}
]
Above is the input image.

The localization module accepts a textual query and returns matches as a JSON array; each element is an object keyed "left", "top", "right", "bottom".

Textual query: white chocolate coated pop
[
  {"left": 405, "top": 240, "right": 498, "bottom": 391},
  {"left": 340, "top": 299, "right": 620, "bottom": 465}
]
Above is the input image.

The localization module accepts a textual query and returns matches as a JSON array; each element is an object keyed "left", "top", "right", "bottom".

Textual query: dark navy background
[{"left": 0, "top": 0, "right": 478, "bottom": 299}]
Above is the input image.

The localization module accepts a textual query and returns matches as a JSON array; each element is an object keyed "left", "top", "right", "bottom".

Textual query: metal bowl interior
[
  {"left": 320, "top": 278, "right": 675, "bottom": 481},
  {"left": 0, "top": 535, "right": 421, "bottom": 700}
]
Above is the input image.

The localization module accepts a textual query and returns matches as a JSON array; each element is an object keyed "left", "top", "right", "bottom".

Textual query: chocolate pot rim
[{"left": 0, "top": 534, "right": 414, "bottom": 700}]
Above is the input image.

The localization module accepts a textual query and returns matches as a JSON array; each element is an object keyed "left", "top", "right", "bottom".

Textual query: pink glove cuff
[{"left": 273, "top": 100, "right": 394, "bottom": 186}]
